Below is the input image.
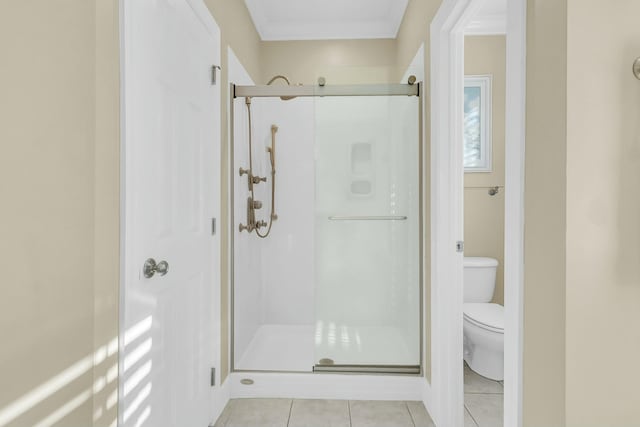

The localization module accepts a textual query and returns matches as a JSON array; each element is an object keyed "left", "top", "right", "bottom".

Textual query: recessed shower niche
[
  {"left": 230, "top": 77, "right": 422, "bottom": 374},
  {"left": 350, "top": 142, "right": 374, "bottom": 197}
]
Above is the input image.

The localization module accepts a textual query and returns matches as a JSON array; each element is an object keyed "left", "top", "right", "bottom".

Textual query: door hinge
[
  {"left": 211, "top": 65, "right": 221, "bottom": 85},
  {"left": 211, "top": 218, "right": 216, "bottom": 235},
  {"left": 456, "top": 241, "right": 464, "bottom": 253},
  {"left": 210, "top": 367, "right": 216, "bottom": 386}
]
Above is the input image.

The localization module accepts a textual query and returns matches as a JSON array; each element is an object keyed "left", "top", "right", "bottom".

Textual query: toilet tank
[{"left": 464, "top": 257, "right": 499, "bottom": 303}]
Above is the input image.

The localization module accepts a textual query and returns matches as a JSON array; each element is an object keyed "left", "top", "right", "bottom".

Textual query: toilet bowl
[
  {"left": 463, "top": 302, "right": 504, "bottom": 380},
  {"left": 463, "top": 257, "right": 504, "bottom": 381}
]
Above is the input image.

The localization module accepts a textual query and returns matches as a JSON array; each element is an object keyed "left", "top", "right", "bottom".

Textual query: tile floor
[
  {"left": 212, "top": 399, "right": 435, "bottom": 427},
  {"left": 212, "top": 364, "right": 503, "bottom": 427},
  {"left": 464, "top": 363, "right": 503, "bottom": 427}
]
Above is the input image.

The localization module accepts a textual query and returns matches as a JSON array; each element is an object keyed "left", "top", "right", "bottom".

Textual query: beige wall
[
  {"left": 0, "top": 1, "right": 261, "bottom": 424},
  {"left": 565, "top": 0, "right": 640, "bottom": 425},
  {"left": 261, "top": 39, "right": 397, "bottom": 85},
  {"left": 463, "top": 36, "right": 506, "bottom": 305},
  {"left": 524, "top": 0, "right": 568, "bottom": 425},
  {"left": 10, "top": 2, "right": 640, "bottom": 426},
  {"left": 93, "top": 0, "right": 120, "bottom": 426},
  {"left": 205, "top": 0, "right": 262, "bottom": 81},
  {"left": 396, "top": 1, "right": 639, "bottom": 425},
  {"left": 396, "top": 0, "right": 437, "bottom": 82},
  {"left": 0, "top": 1, "right": 98, "bottom": 426}
]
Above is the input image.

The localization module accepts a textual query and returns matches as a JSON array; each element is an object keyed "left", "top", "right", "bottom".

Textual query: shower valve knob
[
  {"left": 251, "top": 176, "right": 267, "bottom": 184},
  {"left": 239, "top": 167, "right": 250, "bottom": 176},
  {"left": 252, "top": 200, "right": 263, "bottom": 209},
  {"left": 256, "top": 220, "right": 267, "bottom": 229}
]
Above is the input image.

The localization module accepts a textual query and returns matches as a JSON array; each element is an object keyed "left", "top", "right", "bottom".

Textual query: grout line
[
  {"left": 220, "top": 400, "right": 234, "bottom": 427},
  {"left": 464, "top": 405, "right": 480, "bottom": 427},
  {"left": 348, "top": 400, "right": 352, "bottom": 427},
  {"left": 286, "top": 399, "right": 293, "bottom": 427},
  {"left": 465, "top": 405, "right": 480, "bottom": 427},
  {"left": 405, "top": 401, "right": 417, "bottom": 427}
]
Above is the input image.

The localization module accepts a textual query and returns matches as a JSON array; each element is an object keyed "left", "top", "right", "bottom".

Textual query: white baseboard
[
  {"left": 228, "top": 372, "right": 424, "bottom": 401},
  {"left": 210, "top": 378, "right": 230, "bottom": 426}
]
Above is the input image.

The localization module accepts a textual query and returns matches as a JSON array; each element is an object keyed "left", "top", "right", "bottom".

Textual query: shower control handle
[
  {"left": 239, "top": 167, "right": 250, "bottom": 176},
  {"left": 251, "top": 175, "right": 267, "bottom": 184},
  {"left": 252, "top": 200, "right": 263, "bottom": 209},
  {"left": 256, "top": 220, "right": 267, "bottom": 229}
]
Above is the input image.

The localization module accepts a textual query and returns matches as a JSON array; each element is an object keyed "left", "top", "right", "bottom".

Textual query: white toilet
[{"left": 463, "top": 257, "right": 504, "bottom": 381}]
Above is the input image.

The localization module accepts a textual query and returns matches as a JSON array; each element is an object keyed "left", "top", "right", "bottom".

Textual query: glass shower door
[{"left": 313, "top": 95, "right": 421, "bottom": 373}]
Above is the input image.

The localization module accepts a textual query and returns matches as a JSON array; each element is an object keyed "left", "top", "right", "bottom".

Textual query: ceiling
[
  {"left": 244, "top": 0, "right": 409, "bottom": 41},
  {"left": 244, "top": 0, "right": 507, "bottom": 41}
]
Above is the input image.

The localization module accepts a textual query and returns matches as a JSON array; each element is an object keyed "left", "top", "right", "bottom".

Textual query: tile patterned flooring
[
  {"left": 212, "top": 399, "right": 435, "bottom": 427},
  {"left": 212, "top": 364, "right": 503, "bottom": 427},
  {"left": 464, "top": 363, "right": 504, "bottom": 427}
]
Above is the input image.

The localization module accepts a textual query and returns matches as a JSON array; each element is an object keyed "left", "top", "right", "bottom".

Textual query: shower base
[
  {"left": 314, "top": 324, "right": 417, "bottom": 368},
  {"left": 235, "top": 324, "right": 418, "bottom": 373},
  {"left": 235, "top": 324, "right": 315, "bottom": 372}
]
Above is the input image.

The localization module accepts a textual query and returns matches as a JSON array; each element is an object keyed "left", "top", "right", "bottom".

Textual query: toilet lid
[{"left": 463, "top": 303, "right": 504, "bottom": 332}]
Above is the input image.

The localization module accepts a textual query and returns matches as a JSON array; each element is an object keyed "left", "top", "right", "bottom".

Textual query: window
[{"left": 464, "top": 75, "right": 492, "bottom": 172}]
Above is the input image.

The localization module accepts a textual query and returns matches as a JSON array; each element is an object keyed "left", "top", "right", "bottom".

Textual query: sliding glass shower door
[{"left": 313, "top": 95, "right": 421, "bottom": 373}]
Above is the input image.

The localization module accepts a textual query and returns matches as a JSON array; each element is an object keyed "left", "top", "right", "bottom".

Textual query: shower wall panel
[
  {"left": 232, "top": 91, "right": 316, "bottom": 370},
  {"left": 315, "top": 98, "right": 394, "bottom": 327},
  {"left": 229, "top": 50, "right": 264, "bottom": 365},
  {"left": 252, "top": 98, "right": 316, "bottom": 327}
]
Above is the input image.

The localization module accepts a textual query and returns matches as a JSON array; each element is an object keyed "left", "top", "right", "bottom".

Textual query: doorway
[{"left": 430, "top": 0, "right": 526, "bottom": 426}]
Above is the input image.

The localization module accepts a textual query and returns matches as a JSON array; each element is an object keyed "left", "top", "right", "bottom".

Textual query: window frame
[{"left": 463, "top": 74, "right": 493, "bottom": 173}]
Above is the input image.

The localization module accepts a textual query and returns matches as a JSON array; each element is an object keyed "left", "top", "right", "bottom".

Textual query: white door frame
[{"left": 429, "top": 0, "right": 526, "bottom": 426}]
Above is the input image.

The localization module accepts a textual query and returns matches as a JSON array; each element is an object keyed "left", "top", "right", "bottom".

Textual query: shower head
[
  {"left": 267, "top": 74, "right": 296, "bottom": 101},
  {"left": 267, "top": 75, "right": 290, "bottom": 85}
]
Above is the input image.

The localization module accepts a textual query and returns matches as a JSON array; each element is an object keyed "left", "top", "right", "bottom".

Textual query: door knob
[{"left": 143, "top": 258, "right": 169, "bottom": 278}]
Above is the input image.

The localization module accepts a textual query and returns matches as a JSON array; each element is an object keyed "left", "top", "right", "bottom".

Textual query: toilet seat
[{"left": 463, "top": 303, "right": 504, "bottom": 334}]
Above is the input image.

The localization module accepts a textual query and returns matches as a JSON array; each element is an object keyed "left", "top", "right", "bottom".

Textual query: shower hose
[{"left": 246, "top": 96, "right": 276, "bottom": 238}]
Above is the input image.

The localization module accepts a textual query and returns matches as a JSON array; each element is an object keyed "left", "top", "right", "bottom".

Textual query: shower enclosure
[{"left": 231, "top": 80, "right": 422, "bottom": 374}]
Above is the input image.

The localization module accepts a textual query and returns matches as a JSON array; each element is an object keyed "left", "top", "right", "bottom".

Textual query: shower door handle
[
  {"left": 328, "top": 215, "right": 408, "bottom": 221},
  {"left": 143, "top": 258, "right": 169, "bottom": 278}
]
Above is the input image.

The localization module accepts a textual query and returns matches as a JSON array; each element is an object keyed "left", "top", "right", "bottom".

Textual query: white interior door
[{"left": 121, "top": 1, "right": 220, "bottom": 426}]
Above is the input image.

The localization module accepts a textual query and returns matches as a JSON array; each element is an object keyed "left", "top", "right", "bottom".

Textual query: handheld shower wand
[{"left": 267, "top": 125, "right": 278, "bottom": 221}]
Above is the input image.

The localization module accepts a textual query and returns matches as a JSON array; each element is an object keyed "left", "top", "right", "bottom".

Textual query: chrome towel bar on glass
[{"left": 328, "top": 215, "right": 408, "bottom": 221}]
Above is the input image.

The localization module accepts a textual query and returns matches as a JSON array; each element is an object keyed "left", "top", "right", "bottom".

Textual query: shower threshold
[{"left": 313, "top": 364, "right": 420, "bottom": 375}]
